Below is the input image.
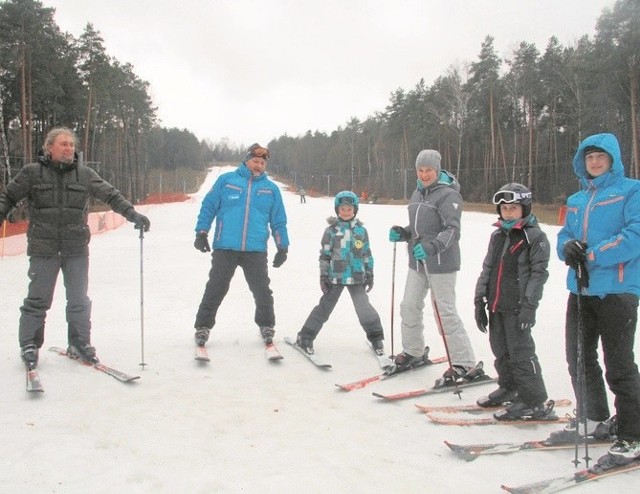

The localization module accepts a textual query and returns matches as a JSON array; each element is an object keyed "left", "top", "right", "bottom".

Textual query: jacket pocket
[
  {"left": 31, "top": 183, "right": 54, "bottom": 208},
  {"left": 66, "top": 183, "right": 88, "bottom": 210}
]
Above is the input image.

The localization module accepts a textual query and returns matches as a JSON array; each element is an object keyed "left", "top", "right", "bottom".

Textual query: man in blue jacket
[
  {"left": 192, "top": 143, "right": 289, "bottom": 348},
  {"left": 557, "top": 133, "right": 640, "bottom": 460}
]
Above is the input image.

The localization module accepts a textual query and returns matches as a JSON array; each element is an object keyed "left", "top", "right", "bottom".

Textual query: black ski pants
[
  {"left": 194, "top": 249, "right": 274, "bottom": 330},
  {"left": 19, "top": 255, "right": 92, "bottom": 349},
  {"left": 565, "top": 292, "right": 640, "bottom": 442},
  {"left": 299, "top": 284, "right": 384, "bottom": 342},
  {"left": 488, "top": 311, "right": 548, "bottom": 406}
]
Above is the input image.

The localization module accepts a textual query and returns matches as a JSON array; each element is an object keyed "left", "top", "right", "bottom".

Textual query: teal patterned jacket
[{"left": 319, "top": 217, "right": 374, "bottom": 285}]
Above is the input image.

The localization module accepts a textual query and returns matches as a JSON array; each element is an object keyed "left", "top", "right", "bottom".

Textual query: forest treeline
[
  {"left": 1, "top": 0, "right": 639, "bottom": 205},
  {"left": 267, "top": 0, "right": 639, "bottom": 203}
]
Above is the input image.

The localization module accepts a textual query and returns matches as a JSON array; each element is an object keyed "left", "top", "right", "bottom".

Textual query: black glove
[
  {"left": 194, "top": 231, "right": 211, "bottom": 252},
  {"left": 576, "top": 261, "right": 590, "bottom": 290},
  {"left": 364, "top": 273, "right": 374, "bottom": 293},
  {"left": 273, "top": 247, "right": 288, "bottom": 268},
  {"left": 129, "top": 211, "right": 150, "bottom": 232},
  {"left": 320, "top": 275, "right": 332, "bottom": 295},
  {"left": 518, "top": 304, "right": 536, "bottom": 331},
  {"left": 474, "top": 298, "right": 488, "bottom": 334},
  {"left": 563, "top": 240, "right": 587, "bottom": 268}
]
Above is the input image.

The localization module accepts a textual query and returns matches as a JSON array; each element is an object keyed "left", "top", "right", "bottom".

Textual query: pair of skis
[
  {"left": 501, "top": 455, "right": 640, "bottom": 493},
  {"left": 195, "top": 337, "right": 284, "bottom": 363},
  {"left": 283, "top": 338, "right": 391, "bottom": 370},
  {"left": 418, "top": 398, "right": 569, "bottom": 426},
  {"left": 438, "top": 401, "right": 635, "bottom": 492},
  {"left": 370, "top": 372, "right": 496, "bottom": 400},
  {"left": 26, "top": 347, "right": 141, "bottom": 392}
]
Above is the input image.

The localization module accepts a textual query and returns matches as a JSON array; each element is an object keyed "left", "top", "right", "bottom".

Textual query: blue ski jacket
[
  {"left": 557, "top": 133, "right": 640, "bottom": 297},
  {"left": 195, "top": 164, "right": 289, "bottom": 252}
]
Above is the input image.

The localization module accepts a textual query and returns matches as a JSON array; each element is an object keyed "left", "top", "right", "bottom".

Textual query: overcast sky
[{"left": 44, "top": 0, "right": 615, "bottom": 148}]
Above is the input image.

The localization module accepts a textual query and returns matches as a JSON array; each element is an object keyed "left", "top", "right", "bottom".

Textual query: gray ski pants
[
  {"left": 19, "top": 255, "right": 92, "bottom": 348},
  {"left": 399, "top": 267, "right": 475, "bottom": 368}
]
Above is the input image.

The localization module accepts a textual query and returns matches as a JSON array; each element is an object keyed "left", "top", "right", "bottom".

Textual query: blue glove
[
  {"left": 412, "top": 242, "right": 428, "bottom": 261},
  {"left": 388, "top": 226, "right": 408, "bottom": 242}
]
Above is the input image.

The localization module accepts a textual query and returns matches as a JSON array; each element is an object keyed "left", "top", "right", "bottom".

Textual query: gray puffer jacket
[
  {"left": 402, "top": 170, "right": 463, "bottom": 274},
  {"left": 0, "top": 153, "right": 136, "bottom": 256}
]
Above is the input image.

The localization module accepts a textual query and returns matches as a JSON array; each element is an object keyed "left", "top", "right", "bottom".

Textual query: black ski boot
[
  {"left": 477, "top": 387, "right": 518, "bottom": 407},
  {"left": 21, "top": 344, "right": 39, "bottom": 370},
  {"left": 493, "top": 400, "right": 556, "bottom": 421},
  {"left": 434, "top": 361, "right": 486, "bottom": 388},
  {"left": 194, "top": 327, "right": 210, "bottom": 347},
  {"left": 545, "top": 415, "right": 617, "bottom": 444},
  {"left": 259, "top": 326, "right": 275, "bottom": 345},
  {"left": 296, "top": 334, "right": 314, "bottom": 355},
  {"left": 392, "top": 351, "right": 424, "bottom": 371},
  {"left": 67, "top": 342, "right": 99, "bottom": 364}
]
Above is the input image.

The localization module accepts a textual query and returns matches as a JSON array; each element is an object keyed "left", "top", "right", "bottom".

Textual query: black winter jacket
[
  {"left": 474, "top": 214, "right": 550, "bottom": 314},
  {"left": 0, "top": 153, "right": 136, "bottom": 256}
]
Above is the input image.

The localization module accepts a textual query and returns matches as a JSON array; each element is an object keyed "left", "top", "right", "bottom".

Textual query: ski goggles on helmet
[
  {"left": 492, "top": 190, "right": 532, "bottom": 205},
  {"left": 337, "top": 197, "right": 356, "bottom": 206},
  {"left": 246, "top": 146, "right": 270, "bottom": 160}
]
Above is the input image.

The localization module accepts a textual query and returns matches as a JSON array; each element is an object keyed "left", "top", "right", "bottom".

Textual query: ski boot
[
  {"left": 259, "top": 326, "right": 275, "bottom": 345},
  {"left": 21, "top": 344, "right": 39, "bottom": 370},
  {"left": 434, "top": 361, "right": 485, "bottom": 388},
  {"left": 67, "top": 342, "right": 99, "bottom": 364},
  {"left": 477, "top": 387, "right": 518, "bottom": 407},
  {"left": 370, "top": 337, "right": 385, "bottom": 356},
  {"left": 194, "top": 327, "right": 210, "bottom": 347},
  {"left": 545, "top": 415, "right": 616, "bottom": 445},
  {"left": 608, "top": 439, "right": 640, "bottom": 461},
  {"left": 391, "top": 351, "right": 425, "bottom": 372},
  {"left": 493, "top": 400, "right": 555, "bottom": 421},
  {"left": 296, "top": 334, "right": 314, "bottom": 355}
]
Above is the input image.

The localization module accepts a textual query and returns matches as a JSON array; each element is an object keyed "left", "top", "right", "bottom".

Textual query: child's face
[
  {"left": 500, "top": 203, "right": 523, "bottom": 221},
  {"left": 338, "top": 204, "right": 355, "bottom": 220}
]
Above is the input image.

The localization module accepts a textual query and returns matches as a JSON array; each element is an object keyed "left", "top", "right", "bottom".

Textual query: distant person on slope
[
  {"left": 554, "top": 133, "right": 640, "bottom": 460},
  {"left": 0, "top": 126, "right": 150, "bottom": 369},
  {"left": 298, "top": 186, "right": 307, "bottom": 203},
  {"left": 295, "top": 191, "right": 385, "bottom": 355},
  {"left": 193, "top": 143, "right": 289, "bottom": 349},
  {"left": 474, "top": 183, "right": 552, "bottom": 421},
  {"left": 388, "top": 149, "right": 484, "bottom": 386}
]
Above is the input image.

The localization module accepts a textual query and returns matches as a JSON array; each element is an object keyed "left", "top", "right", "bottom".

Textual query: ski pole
[
  {"left": 1, "top": 219, "right": 6, "bottom": 259},
  {"left": 573, "top": 262, "right": 590, "bottom": 467},
  {"left": 390, "top": 242, "right": 397, "bottom": 357},
  {"left": 139, "top": 227, "right": 147, "bottom": 369},
  {"left": 418, "top": 254, "right": 462, "bottom": 399}
]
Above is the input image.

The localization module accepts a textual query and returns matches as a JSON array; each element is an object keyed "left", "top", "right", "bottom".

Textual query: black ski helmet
[
  {"left": 334, "top": 190, "right": 359, "bottom": 216},
  {"left": 492, "top": 183, "right": 532, "bottom": 218}
]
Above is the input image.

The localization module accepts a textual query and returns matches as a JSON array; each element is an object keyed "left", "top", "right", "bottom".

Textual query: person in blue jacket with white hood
[
  {"left": 557, "top": 132, "right": 640, "bottom": 460},
  {"left": 192, "top": 143, "right": 289, "bottom": 349}
]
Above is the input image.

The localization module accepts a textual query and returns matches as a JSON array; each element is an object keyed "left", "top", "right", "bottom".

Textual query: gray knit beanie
[{"left": 415, "top": 149, "right": 441, "bottom": 172}]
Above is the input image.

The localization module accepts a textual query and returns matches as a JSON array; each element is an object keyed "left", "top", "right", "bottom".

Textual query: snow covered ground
[{"left": 1, "top": 166, "right": 638, "bottom": 493}]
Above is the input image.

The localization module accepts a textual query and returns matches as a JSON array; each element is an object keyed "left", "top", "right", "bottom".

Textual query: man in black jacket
[{"left": 0, "top": 127, "right": 150, "bottom": 369}]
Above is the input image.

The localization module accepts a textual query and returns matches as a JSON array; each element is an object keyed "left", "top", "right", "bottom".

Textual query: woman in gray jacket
[{"left": 389, "top": 149, "right": 482, "bottom": 388}]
